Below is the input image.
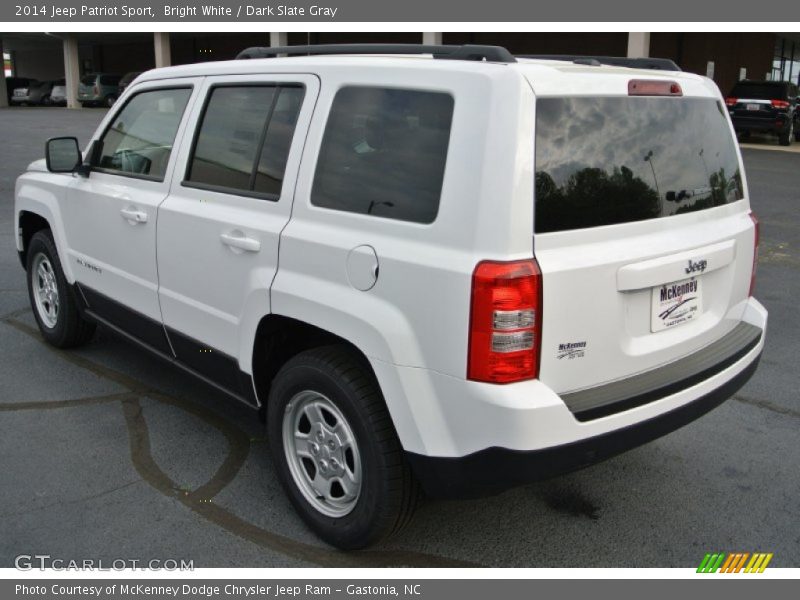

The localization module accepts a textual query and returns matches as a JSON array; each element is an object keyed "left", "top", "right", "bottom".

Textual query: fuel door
[{"left": 346, "top": 245, "right": 379, "bottom": 291}]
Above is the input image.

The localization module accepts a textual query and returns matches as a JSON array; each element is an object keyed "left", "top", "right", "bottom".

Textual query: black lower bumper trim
[
  {"left": 406, "top": 352, "right": 761, "bottom": 499},
  {"left": 566, "top": 323, "right": 762, "bottom": 422},
  {"left": 734, "top": 119, "right": 786, "bottom": 133}
]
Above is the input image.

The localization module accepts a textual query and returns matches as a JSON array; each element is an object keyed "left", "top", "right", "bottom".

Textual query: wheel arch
[
  {"left": 18, "top": 210, "right": 53, "bottom": 269},
  {"left": 250, "top": 314, "right": 376, "bottom": 418},
  {"left": 247, "top": 311, "right": 426, "bottom": 453}
]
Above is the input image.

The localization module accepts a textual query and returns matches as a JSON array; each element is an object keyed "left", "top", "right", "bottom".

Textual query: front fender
[{"left": 15, "top": 171, "right": 75, "bottom": 282}]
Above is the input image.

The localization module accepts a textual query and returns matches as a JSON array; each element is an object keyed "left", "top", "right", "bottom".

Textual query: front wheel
[
  {"left": 267, "top": 346, "right": 419, "bottom": 549},
  {"left": 26, "top": 230, "right": 95, "bottom": 348}
]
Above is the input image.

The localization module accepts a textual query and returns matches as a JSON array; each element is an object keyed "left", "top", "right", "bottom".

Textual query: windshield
[{"left": 534, "top": 96, "right": 744, "bottom": 234}]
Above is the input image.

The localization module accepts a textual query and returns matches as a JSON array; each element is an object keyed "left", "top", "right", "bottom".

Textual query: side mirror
[{"left": 45, "top": 137, "right": 81, "bottom": 173}]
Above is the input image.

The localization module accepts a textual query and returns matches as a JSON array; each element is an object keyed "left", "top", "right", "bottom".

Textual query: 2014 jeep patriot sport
[{"left": 14, "top": 45, "right": 767, "bottom": 549}]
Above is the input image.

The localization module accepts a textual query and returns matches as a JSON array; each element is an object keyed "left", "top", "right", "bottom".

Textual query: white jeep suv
[{"left": 14, "top": 45, "right": 767, "bottom": 549}]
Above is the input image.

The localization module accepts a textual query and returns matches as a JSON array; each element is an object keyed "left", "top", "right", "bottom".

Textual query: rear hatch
[
  {"left": 78, "top": 75, "right": 97, "bottom": 98},
  {"left": 13, "top": 80, "right": 35, "bottom": 98},
  {"left": 726, "top": 81, "right": 789, "bottom": 124},
  {"left": 523, "top": 67, "right": 757, "bottom": 402}
]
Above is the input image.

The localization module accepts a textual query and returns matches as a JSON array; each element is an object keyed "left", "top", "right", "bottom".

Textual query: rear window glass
[
  {"left": 311, "top": 86, "right": 454, "bottom": 224},
  {"left": 729, "top": 82, "right": 786, "bottom": 100},
  {"left": 81, "top": 76, "right": 96, "bottom": 86},
  {"left": 535, "top": 97, "right": 744, "bottom": 234}
]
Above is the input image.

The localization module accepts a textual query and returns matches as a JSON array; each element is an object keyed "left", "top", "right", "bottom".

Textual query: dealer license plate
[{"left": 651, "top": 276, "right": 703, "bottom": 332}]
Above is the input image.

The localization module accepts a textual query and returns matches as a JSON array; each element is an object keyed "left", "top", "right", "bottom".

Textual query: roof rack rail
[
  {"left": 235, "top": 43, "right": 517, "bottom": 63},
  {"left": 518, "top": 55, "right": 681, "bottom": 72}
]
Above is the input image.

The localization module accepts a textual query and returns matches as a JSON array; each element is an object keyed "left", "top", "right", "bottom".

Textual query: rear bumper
[
  {"left": 732, "top": 115, "right": 788, "bottom": 132},
  {"left": 407, "top": 352, "right": 760, "bottom": 498},
  {"left": 385, "top": 299, "right": 767, "bottom": 498}
]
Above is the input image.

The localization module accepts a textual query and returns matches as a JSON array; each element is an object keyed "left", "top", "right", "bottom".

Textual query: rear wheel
[
  {"left": 779, "top": 120, "right": 793, "bottom": 146},
  {"left": 267, "top": 346, "right": 419, "bottom": 549},
  {"left": 105, "top": 95, "right": 117, "bottom": 107},
  {"left": 26, "top": 230, "right": 95, "bottom": 348}
]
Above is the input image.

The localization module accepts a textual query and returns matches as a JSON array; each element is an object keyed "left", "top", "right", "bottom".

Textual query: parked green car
[{"left": 78, "top": 73, "right": 122, "bottom": 107}]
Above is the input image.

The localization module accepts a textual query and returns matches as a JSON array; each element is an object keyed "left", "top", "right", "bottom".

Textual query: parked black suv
[{"left": 726, "top": 80, "right": 799, "bottom": 146}]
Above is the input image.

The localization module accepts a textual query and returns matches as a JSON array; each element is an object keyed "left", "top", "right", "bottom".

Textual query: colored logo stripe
[
  {"left": 697, "top": 552, "right": 773, "bottom": 573},
  {"left": 697, "top": 553, "right": 726, "bottom": 573},
  {"left": 720, "top": 553, "right": 750, "bottom": 573},
  {"left": 745, "top": 553, "right": 773, "bottom": 573}
]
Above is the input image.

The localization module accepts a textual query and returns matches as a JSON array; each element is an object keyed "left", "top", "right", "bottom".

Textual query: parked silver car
[
  {"left": 10, "top": 80, "right": 65, "bottom": 106},
  {"left": 50, "top": 81, "right": 68, "bottom": 106}
]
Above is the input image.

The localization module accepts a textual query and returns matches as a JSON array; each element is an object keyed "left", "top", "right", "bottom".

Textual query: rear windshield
[
  {"left": 535, "top": 97, "right": 744, "bottom": 234},
  {"left": 81, "top": 76, "right": 96, "bottom": 86},
  {"left": 729, "top": 82, "right": 786, "bottom": 100}
]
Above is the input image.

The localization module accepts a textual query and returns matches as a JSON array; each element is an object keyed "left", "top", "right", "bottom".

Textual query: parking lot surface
[{"left": 1, "top": 107, "right": 798, "bottom": 567}]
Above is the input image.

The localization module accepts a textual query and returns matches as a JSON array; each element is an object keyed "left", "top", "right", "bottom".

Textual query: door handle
[
  {"left": 120, "top": 207, "right": 148, "bottom": 224},
  {"left": 220, "top": 231, "right": 261, "bottom": 253}
]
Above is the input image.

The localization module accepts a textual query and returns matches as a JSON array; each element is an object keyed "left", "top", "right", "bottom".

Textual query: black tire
[
  {"left": 779, "top": 120, "right": 793, "bottom": 146},
  {"left": 794, "top": 124, "right": 800, "bottom": 142},
  {"left": 26, "top": 230, "right": 95, "bottom": 348},
  {"left": 41, "top": 94, "right": 52, "bottom": 106},
  {"left": 267, "top": 346, "right": 419, "bottom": 549},
  {"left": 105, "top": 95, "right": 117, "bottom": 108}
]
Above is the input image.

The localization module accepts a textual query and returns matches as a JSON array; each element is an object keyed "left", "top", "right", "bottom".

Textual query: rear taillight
[
  {"left": 749, "top": 212, "right": 759, "bottom": 297},
  {"left": 770, "top": 99, "right": 790, "bottom": 109},
  {"left": 628, "top": 80, "right": 683, "bottom": 96},
  {"left": 468, "top": 259, "right": 542, "bottom": 384},
  {"left": 725, "top": 97, "right": 738, "bottom": 107}
]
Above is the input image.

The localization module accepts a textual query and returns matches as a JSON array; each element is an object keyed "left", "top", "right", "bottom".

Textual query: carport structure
[
  {"left": 0, "top": 32, "right": 287, "bottom": 108},
  {"left": 0, "top": 32, "right": 794, "bottom": 108}
]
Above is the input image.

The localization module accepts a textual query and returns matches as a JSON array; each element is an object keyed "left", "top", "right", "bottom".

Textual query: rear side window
[
  {"left": 535, "top": 97, "right": 744, "bottom": 234},
  {"left": 100, "top": 75, "right": 121, "bottom": 86},
  {"left": 311, "top": 86, "right": 454, "bottom": 224},
  {"left": 185, "top": 84, "right": 304, "bottom": 198},
  {"left": 97, "top": 87, "right": 192, "bottom": 181}
]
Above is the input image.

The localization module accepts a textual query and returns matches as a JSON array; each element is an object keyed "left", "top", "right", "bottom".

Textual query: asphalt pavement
[{"left": 0, "top": 107, "right": 798, "bottom": 568}]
